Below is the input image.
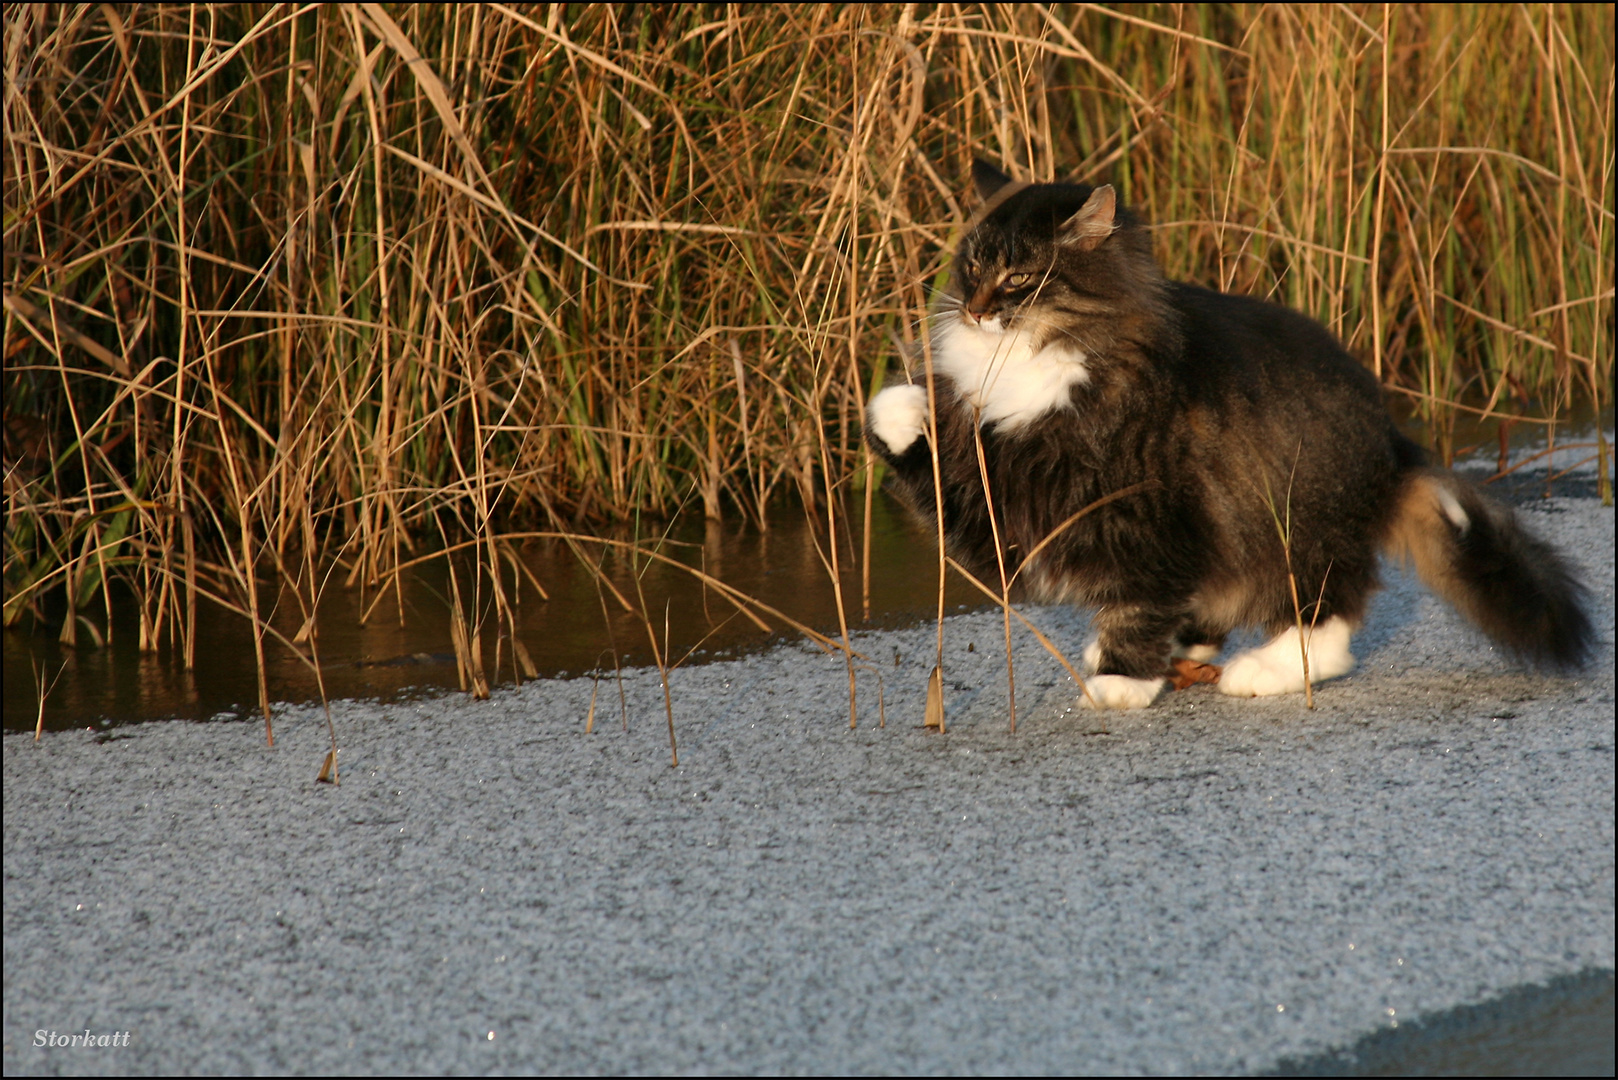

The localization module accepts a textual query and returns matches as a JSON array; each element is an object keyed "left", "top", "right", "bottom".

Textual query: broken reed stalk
[
  {"left": 31, "top": 659, "right": 65, "bottom": 741},
  {"left": 1285, "top": 562, "right": 1314, "bottom": 711},
  {"left": 1265, "top": 447, "right": 1314, "bottom": 710},
  {"left": 921, "top": 354, "right": 948, "bottom": 735},
  {"left": 1307, "top": 564, "right": 1334, "bottom": 712},
  {"left": 806, "top": 354, "right": 861, "bottom": 730},
  {"left": 861, "top": 448, "right": 876, "bottom": 622},
  {"left": 587, "top": 553, "right": 632, "bottom": 733},
  {"left": 298, "top": 518, "right": 342, "bottom": 784},
  {"left": 628, "top": 564, "right": 677, "bottom": 769},
  {"left": 969, "top": 412, "right": 1018, "bottom": 733}
]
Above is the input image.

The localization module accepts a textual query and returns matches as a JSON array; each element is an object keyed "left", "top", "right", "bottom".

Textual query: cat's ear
[
  {"left": 972, "top": 159, "right": 1015, "bottom": 200},
  {"left": 1058, "top": 185, "right": 1117, "bottom": 251}
]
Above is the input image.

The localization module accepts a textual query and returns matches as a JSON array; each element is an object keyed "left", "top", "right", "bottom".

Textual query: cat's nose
[{"left": 966, "top": 287, "right": 996, "bottom": 322}]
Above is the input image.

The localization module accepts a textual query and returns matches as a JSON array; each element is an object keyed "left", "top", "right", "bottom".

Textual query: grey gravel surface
[{"left": 3, "top": 496, "right": 1613, "bottom": 1075}]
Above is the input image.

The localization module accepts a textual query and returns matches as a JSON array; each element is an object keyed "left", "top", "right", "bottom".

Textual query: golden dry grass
[{"left": 4, "top": 4, "right": 1612, "bottom": 730}]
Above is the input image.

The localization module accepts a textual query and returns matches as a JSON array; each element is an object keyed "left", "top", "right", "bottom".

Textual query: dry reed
[{"left": 4, "top": 5, "right": 1612, "bottom": 734}]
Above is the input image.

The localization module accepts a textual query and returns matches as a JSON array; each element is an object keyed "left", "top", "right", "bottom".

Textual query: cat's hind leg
[
  {"left": 1218, "top": 616, "right": 1356, "bottom": 698},
  {"left": 1171, "top": 622, "right": 1227, "bottom": 663}
]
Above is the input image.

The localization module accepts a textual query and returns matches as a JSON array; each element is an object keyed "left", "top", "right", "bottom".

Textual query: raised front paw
[
  {"left": 1082, "top": 674, "right": 1167, "bottom": 710},
  {"left": 866, "top": 384, "right": 929, "bottom": 455}
]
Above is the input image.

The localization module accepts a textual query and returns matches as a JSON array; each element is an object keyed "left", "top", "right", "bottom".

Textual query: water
[
  {"left": 1275, "top": 968, "right": 1614, "bottom": 1076},
  {"left": 3, "top": 493, "right": 988, "bottom": 734}
]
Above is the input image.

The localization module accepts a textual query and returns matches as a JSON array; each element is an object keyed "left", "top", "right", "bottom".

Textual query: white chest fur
[{"left": 933, "top": 316, "right": 1090, "bottom": 431}]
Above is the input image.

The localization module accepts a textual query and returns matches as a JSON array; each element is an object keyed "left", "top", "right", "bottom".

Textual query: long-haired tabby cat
[{"left": 865, "top": 160, "right": 1592, "bottom": 709}]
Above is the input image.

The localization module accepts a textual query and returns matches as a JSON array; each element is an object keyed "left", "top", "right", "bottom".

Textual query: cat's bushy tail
[{"left": 1384, "top": 470, "right": 1593, "bottom": 667}]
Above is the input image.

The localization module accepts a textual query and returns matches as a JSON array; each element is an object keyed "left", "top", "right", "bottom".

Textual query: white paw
[
  {"left": 1174, "top": 642, "right": 1221, "bottom": 663},
  {"left": 866, "top": 384, "right": 928, "bottom": 454},
  {"left": 1083, "top": 674, "right": 1166, "bottom": 710},
  {"left": 1217, "top": 652, "right": 1300, "bottom": 697},
  {"left": 1218, "top": 617, "right": 1356, "bottom": 698},
  {"left": 1082, "top": 637, "right": 1103, "bottom": 674}
]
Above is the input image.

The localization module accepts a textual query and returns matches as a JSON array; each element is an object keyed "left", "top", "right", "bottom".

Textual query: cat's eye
[{"left": 1003, "top": 272, "right": 1035, "bottom": 289}]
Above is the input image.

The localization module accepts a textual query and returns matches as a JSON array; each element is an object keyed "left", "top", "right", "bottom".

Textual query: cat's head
[{"left": 946, "top": 160, "right": 1161, "bottom": 341}]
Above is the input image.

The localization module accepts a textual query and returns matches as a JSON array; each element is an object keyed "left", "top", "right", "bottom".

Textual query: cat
[{"left": 864, "top": 160, "right": 1592, "bottom": 709}]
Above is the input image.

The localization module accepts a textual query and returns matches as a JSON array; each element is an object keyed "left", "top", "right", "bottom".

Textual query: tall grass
[{"left": 5, "top": 5, "right": 1613, "bottom": 726}]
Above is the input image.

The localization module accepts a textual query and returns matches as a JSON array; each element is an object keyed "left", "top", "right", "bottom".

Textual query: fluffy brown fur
[{"left": 865, "top": 162, "right": 1591, "bottom": 702}]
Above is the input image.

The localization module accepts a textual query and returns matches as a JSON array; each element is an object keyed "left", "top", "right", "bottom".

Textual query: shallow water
[
  {"left": 1276, "top": 968, "right": 1614, "bottom": 1076},
  {"left": 2, "top": 492, "right": 991, "bottom": 734}
]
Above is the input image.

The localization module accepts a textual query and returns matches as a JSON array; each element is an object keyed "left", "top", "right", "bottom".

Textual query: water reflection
[{"left": 3, "top": 493, "right": 982, "bottom": 733}]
